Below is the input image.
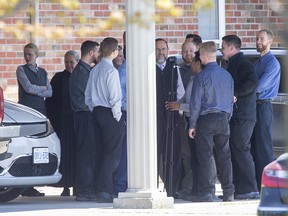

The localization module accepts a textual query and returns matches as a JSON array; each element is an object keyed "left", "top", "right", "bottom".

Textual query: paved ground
[{"left": 0, "top": 186, "right": 260, "bottom": 216}]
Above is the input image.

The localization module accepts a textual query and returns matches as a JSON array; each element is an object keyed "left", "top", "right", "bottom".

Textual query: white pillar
[{"left": 113, "top": 0, "right": 173, "bottom": 209}]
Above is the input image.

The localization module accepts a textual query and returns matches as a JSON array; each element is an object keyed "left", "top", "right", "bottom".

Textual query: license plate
[{"left": 33, "top": 147, "right": 49, "bottom": 164}]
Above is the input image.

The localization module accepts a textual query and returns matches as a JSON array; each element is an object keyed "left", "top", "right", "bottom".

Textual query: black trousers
[
  {"left": 73, "top": 111, "right": 96, "bottom": 195},
  {"left": 195, "top": 113, "right": 234, "bottom": 197},
  {"left": 230, "top": 118, "right": 258, "bottom": 194},
  {"left": 92, "top": 106, "right": 125, "bottom": 194},
  {"left": 186, "top": 117, "right": 217, "bottom": 196},
  {"left": 157, "top": 109, "right": 182, "bottom": 197}
]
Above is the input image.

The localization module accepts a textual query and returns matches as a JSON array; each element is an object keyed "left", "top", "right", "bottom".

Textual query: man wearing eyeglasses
[{"left": 155, "top": 38, "right": 185, "bottom": 198}]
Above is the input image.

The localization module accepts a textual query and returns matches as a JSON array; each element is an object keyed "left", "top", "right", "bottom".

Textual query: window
[{"left": 197, "top": 0, "right": 225, "bottom": 46}]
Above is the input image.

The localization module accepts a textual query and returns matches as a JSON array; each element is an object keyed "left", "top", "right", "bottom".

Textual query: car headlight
[{"left": 26, "top": 120, "right": 55, "bottom": 138}]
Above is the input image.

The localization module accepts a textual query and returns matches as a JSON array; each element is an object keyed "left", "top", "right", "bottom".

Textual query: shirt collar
[
  {"left": 102, "top": 57, "right": 113, "bottom": 65},
  {"left": 26, "top": 64, "right": 38, "bottom": 72},
  {"left": 79, "top": 60, "right": 91, "bottom": 71},
  {"left": 156, "top": 61, "right": 166, "bottom": 70}
]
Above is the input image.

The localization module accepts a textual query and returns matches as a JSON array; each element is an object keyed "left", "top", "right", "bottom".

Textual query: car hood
[{"left": 3, "top": 100, "right": 47, "bottom": 124}]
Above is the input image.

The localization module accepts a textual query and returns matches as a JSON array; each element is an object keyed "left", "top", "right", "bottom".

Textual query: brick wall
[{"left": 0, "top": 0, "right": 286, "bottom": 101}]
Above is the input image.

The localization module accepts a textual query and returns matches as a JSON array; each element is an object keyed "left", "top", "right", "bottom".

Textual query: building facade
[{"left": 0, "top": 0, "right": 286, "bottom": 100}]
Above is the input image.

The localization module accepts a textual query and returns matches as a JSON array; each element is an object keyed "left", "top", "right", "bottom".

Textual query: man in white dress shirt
[{"left": 85, "top": 37, "right": 125, "bottom": 203}]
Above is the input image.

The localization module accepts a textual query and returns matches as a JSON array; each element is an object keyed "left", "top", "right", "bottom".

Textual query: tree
[{"left": 0, "top": 0, "right": 214, "bottom": 39}]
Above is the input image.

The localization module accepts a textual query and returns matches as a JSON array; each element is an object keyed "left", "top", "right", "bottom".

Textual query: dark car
[{"left": 258, "top": 153, "right": 288, "bottom": 216}]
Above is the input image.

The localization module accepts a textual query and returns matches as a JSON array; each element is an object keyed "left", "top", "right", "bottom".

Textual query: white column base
[{"left": 113, "top": 191, "right": 174, "bottom": 209}]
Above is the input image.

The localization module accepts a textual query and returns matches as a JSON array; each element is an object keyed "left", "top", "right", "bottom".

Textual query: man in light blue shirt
[
  {"left": 85, "top": 37, "right": 125, "bottom": 203},
  {"left": 251, "top": 29, "right": 281, "bottom": 191},
  {"left": 113, "top": 45, "right": 127, "bottom": 197}
]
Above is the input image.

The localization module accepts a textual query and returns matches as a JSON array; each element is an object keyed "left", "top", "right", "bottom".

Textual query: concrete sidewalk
[{"left": 0, "top": 186, "right": 259, "bottom": 216}]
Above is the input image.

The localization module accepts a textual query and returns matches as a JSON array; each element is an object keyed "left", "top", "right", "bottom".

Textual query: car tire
[{"left": 0, "top": 187, "right": 26, "bottom": 202}]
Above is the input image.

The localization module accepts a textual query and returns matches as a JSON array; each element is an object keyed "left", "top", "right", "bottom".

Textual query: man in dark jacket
[
  {"left": 221, "top": 35, "right": 259, "bottom": 199},
  {"left": 155, "top": 38, "right": 185, "bottom": 198},
  {"left": 69, "top": 40, "right": 100, "bottom": 201}
]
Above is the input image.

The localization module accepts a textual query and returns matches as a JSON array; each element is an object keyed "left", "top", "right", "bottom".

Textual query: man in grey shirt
[{"left": 69, "top": 40, "right": 100, "bottom": 201}]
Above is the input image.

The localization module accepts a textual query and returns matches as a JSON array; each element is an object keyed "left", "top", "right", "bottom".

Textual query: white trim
[
  {"left": 200, "top": 0, "right": 226, "bottom": 47},
  {"left": 217, "top": 0, "right": 226, "bottom": 45}
]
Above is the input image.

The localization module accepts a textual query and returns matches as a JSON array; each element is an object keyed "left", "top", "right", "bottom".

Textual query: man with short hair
[
  {"left": 221, "top": 35, "right": 259, "bottom": 199},
  {"left": 113, "top": 43, "right": 128, "bottom": 198},
  {"left": 69, "top": 40, "right": 100, "bottom": 201},
  {"left": 113, "top": 45, "right": 124, "bottom": 69},
  {"left": 155, "top": 38, "right": 185, "bottom": 198},
  {"left": 175, "top": 40, "right": 197, "bottom": 197},
  {"left": 185, "top": 34, "right": 202, "bottom": 48},
  {"left": 85, "top": 37, "right": 125, "bottom": 203},
  {"left": 188, "top": 41, "right": 234, "bottom": 202},
  {"left": 251, "top": 29, "right": 281, "bottom": 191},
  {"left": 179, "top": 41, "right": 198, "bottom": 89}
]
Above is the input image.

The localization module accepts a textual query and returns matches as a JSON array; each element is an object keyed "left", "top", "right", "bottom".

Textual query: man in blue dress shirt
[
  {"left": 188, "top": 41, "right": 235, "bottom": 202},
  {"left": 113, "top": 45, "right": 127, "bottom": 197},
  {"left": 251, "top": 29, "right": 280, "bottom": 191}
]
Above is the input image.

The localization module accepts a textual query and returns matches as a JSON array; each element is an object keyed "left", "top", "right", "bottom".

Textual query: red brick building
[{"left": 0, "top": 0, "right": 286, "bottom": 100}]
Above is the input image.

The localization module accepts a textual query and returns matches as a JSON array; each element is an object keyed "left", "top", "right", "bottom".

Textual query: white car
[{"left": 0, "top": 87, "right": 61, "bottom": 202}]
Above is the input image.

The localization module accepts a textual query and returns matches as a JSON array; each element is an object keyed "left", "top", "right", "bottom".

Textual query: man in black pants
[
  {"left": 85, "top": 37, "right": 125, "bottom": 203},
  {"left": 69, "top": 40, "right": 100, "bottom": 201},
  {"left": 221, "top": 35, "right": 259, "bottom": 199},
  {"left": 189, "top": 41, "right": 234, "bottom": 202},
  {"left": 155, "top": 38, "right": 185, "bottom": 198}
]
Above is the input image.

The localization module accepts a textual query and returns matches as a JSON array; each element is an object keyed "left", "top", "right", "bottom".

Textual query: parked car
[
  {"left": 257, "top": 153, "right": 288, "bottom": 216},
  {"left": 0, "top": 87, "right": 61, "bottom": 202},
  {"left": 175, "top": 48, "right": 288, "bottom": 157}
]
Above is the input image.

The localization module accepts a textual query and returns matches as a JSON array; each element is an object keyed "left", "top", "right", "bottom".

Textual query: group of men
[
  {"left": 17, "top": 29, "right": 280, "bottom": 203},
  {"left": 69, "top": 37, "right": 127, "bottom": 202},
  {"left": 156, "top": 29, "right": 280, "bottom": 202}
]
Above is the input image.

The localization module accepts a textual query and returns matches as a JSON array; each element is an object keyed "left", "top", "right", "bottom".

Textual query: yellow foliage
[
  {"left": 0, "top": 0, "right": 213, "bottom": 39},
  {"left": 52, "top": 0, "right": 80, "bottom": 10},
  {"left": 193, "top": 0, "right": 214, "bottom": 10},
  {"left": 0, "top": 0, "right": 20, "bottom": 16}
]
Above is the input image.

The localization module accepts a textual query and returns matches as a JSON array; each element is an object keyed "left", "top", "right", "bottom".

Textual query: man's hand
[
  {"left": 188, "top": 128, "right": 196, "bottom": 139},
  {"left": 234, "top": 96, "right": 237, "bottom": 103},
  {"left": 165, "top": 101, "right": 180, "bottom": 111}
]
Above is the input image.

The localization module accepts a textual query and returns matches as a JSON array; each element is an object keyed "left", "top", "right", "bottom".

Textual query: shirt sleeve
[
  {"left": 84, "top": 71, "right": 93, "bottom": 112},
  {"left": 178, "top": 92, "right": 190, "bottom": 114},
  {"left": 176, "top": 66, "right": 185, "bottom": 100},
  {"left": 108, "top": 69, "right": 122, "bottom": 121},
  {"left": 179, "top": 103, "right": 190, "bottom": 114},
  {"left": 16, "top": 66, "right": 47, "bottom": 95},
  {"left": 189, "top": 75, "right": 203, "bottom": 128},
  {"left": 37, "top": 78, "right": 53, "bottom": 98}
]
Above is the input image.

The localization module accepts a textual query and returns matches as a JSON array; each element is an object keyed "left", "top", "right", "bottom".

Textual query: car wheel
[{"left": 0, "top": 187, "right": 26, "bottom": 202}]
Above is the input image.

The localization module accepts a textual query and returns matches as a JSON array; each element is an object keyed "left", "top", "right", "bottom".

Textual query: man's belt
[{"left": 256, "top": 99, "right": 272, "bottom": 104}]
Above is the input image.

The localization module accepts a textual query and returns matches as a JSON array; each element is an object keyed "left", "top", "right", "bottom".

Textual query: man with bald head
[
  {"left": 176, "top": 40, "right": 198, "bottom": 197},
  {"left": 179, "top": 41, "right": 198, "bottom": 89}
]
